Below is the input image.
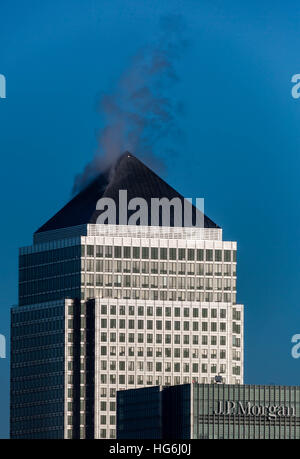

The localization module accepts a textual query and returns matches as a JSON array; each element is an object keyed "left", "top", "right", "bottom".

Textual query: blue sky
[{"left": 1, "top": 0, "right": 300, "bottom": 438}]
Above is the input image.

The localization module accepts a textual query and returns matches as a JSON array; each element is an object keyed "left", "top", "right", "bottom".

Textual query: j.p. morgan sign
[{"left": 214, "top": 402, "right": 295, "bottom": 420}]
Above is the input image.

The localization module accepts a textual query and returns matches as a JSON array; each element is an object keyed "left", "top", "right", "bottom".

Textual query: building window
[
  {"left": 160, "top": 248, "right": 167, "bottom": 260},
  {"left": 183, "top": 349, "right": 189, "bottom": 358},
  {"left": 206, "top": 249, "right": 213, "bottom": 261},
  {"left": 220, "top": 350, "right": 226, "bottom": 359},
  {"left": 156, "top": 362, "right": 162, "bottom": 372},
  {"left": 202, "top": 322, "right": 208, "bottom": 331},
  {"left": 147, "top": 306, "right": 153, "bottom": 316},
  {"left": 151, "top": 248, "right": 158, "bottom": 259},
  {"left": 169, "top": 248, "right": 176, "bottom": 260},
  {"left": 220, "top": 364, "right": 226, "bottom": 373},
  {"left": 147, "top": 334, "right": 153, "bottom": 343},
  {"left": 133, "top": 247, "right": 140, "bottom": 259},
  {"left": 142, "top": 247, "right": 149, "bottom": 259},
  {"left": 220, "top": 322, "right": 226, "bottom": 332},
  {"left": 178, "top": 248, "right": 185, "bottom": 260},
  {"left": 193, "top": 335, "right": 198, "bottom": 345},
  {"left": 232, "top": 365, "right": 241, "bottom": 375},
  {"left": 220, "top": 309, "right": 226, "bottom": 318},
  {"left": 165, "top": 362, "right": 171, "bottom": 372},
  {"left": 114, "top": 246, "right": 121, "bottom": 258},
  {"left": 224, "top": 250, "right": 231, "bottom": 262},
  {"left": 165, "top": 320, "right": 171, "bottom": 330},
  {"left": 165, "top": 335, "right": 171, "bottom": 344},
  {"left": 123, "top": 247, "right": 131, "bottom": 258},
  {"left": 215, "top": 250, "right": 222, "bottom": 262},
  {"left": 147, "top": 347, "right": 153, "bottom": 357},
  {"left": 211, "top": 322, "right": 217, "bottom": 332},
  {"left": 110, "top": 346, "right": 116, "bottom": 356},
  {"left": 119, "top": 333, "right": 125, "bottom": 343},
  {"left": 105, "top": 246, "right": 112, "bottom": 258},
  {"left": 183, "top": 335, "right": 189, "bottom": 345}
]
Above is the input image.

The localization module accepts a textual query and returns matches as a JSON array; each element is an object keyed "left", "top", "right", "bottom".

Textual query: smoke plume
[{"left": 72, "top": 14, "right": 187, "bottom": 195}]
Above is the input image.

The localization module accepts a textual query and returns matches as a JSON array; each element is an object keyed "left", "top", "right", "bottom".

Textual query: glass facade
[
  {"left": 10, "top": 301, "right": 67, "bottom": 438},
  {"left": 193, "top": 384, "right": 300, "bottom": 439},
  {"left": 117, "top": 383, "right": 300, "bottom": 439},
  {"left": 19, "top": 245, "right": 81, "bottom": 306},
  {"left": 117, "top": 386, "right": 163, "bottom": 439},
  {"left": 117, "top": 385, "right": 191, "bottom": 439}
]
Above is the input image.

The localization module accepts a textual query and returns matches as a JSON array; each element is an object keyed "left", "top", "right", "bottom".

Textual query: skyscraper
[{"left": 10, "top": 153, "right": 244, "bottom": 439}]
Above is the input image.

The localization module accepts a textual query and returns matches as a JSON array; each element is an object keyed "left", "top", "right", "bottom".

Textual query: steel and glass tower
[{"left": 10, "top": 153, "right": 244, "bottom": 438}]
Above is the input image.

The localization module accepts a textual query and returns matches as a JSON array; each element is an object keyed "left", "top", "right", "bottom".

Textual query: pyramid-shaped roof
[{"left": 35, "top": 153, "right": 219, "bottom": 233}]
